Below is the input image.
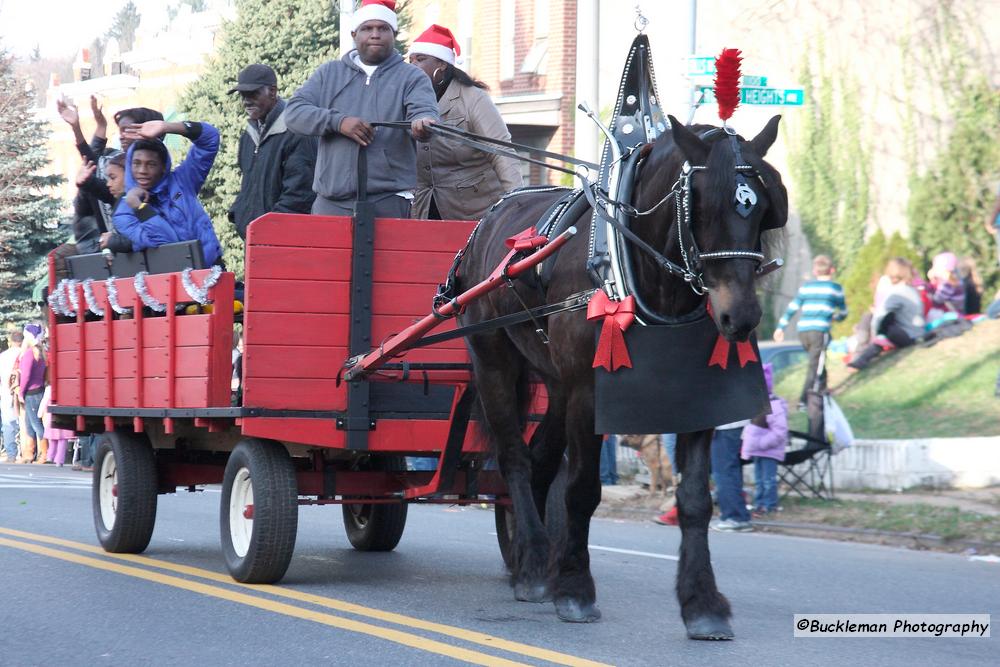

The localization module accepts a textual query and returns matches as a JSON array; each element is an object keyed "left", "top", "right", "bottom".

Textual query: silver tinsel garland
[
  {"left": 82, "top": 279, "right": 106, "bottom": 317},
  {"left": 133, "top": 272, "right": 167, "bottom": 312},
  {"left": 104, "top": 277, "right": 132, "bottom": 315},
  {"left": 181, "top": 265, "right": 223, "bottom": 304}
]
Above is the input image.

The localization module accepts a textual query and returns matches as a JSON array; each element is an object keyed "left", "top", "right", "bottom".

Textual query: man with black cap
[
  {"left": 227, "top": 64, "right": 317, "bottom": 240},
  {"left": 286, "top": 0, "right": 438, "bottom": 218}
]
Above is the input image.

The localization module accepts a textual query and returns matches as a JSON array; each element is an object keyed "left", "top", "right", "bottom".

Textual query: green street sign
[
  {"left": 741, "top": 75, "right": 768, "bottom": 87},
  {"left": 698, "top": 85, "right": 804, "bottom": 106},
  {"left": 687, "top": 56, "right": 716, "bottom": 76}
]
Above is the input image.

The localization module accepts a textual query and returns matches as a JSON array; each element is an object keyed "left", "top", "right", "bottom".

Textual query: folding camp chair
[{"left": 778, "top": 430, "right": 834, "bottom": 501}]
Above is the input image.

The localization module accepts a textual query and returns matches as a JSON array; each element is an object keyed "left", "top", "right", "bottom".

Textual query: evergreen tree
[
  {"left": 0, "top": 50, "right": 65, "bottom": 324},
  {"left": 903, "top": 4, "right": 1000, "bottom": 293},
  {"left": 177, "top": 0, "right": 339, "bottom": 277},
  {"left": 108, "top": 1, "right": 141, "bottom": 52}
]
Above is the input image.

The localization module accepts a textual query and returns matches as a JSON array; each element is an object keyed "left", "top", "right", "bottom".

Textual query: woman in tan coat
[{"left": 408, "top": 25, "right": 523, "bottom": 220}]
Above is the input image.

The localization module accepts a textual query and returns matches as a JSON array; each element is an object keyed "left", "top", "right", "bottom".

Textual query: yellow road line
[
  {"left": 0, "top": 535, "right": 530, "bottom": 667},
  {"left": 0, "top": 527, "right": 611, "bottom": 667}
]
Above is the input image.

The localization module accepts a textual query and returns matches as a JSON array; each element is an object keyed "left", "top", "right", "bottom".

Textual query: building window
[{"left": 520, "top": 0, "right": 548, "bottom": 75}]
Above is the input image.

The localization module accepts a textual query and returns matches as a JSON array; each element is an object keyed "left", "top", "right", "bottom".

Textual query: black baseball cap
[{"left": 228, "top": 64, "right": 277, "bottom": 94}]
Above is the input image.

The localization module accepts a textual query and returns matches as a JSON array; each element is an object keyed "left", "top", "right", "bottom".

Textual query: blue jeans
[
  {"left": 753, "top": 456, "right": 779, "bottom": 511},
  {"left": 710, "top": 427, "right": 750, "bottom": 522},
  {"left": 661, "top": 433, "right": 677, "bottom": 471},
  {"left": 80, "top": 435, "right": 95, "bottom": 467},
  {"left": 600, "top": 435, "right": 618, "bottom": 485},
  {"left": 23, "top": 391, "right": 45, "bottom": 442},
  {"left": 2, "top": 418, "right": 18, "bottom": 460}
]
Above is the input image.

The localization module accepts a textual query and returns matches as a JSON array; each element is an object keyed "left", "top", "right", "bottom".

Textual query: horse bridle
[{"left": 670, "top": 128, "right": 772, "bottom": 295}]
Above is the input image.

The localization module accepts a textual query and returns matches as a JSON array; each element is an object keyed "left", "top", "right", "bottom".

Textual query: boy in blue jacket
[{"left": 113, "top": 120, "right": 222, "bottom": 267}]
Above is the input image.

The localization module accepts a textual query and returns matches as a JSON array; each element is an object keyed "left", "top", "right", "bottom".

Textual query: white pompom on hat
[
  {"left": 408, "top": 24, "right": 462, "bottom": 65},
  {"left": 352, "top": 0, "right": 398, "bottom": 33}
]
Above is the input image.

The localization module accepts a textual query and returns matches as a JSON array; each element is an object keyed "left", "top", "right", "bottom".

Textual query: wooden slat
[
  {"left": 56, "top": 377, "right": 212, "bottom": 408},
  {"left": 246, "top": 213, "right": 353, "bottom": 248},
  {"left": 243, "top": 378, "right": 346, "bottom": 411},
  {"left": 246, "top": 280, "right": 454, "bottom": 317},
  {"left": 242, "top": 312, "right": 465, "bottom": 349},
  {"left": 248, "top": 246, "right": 352, "bottom": 281},
  {"left": 56, "top": 316, "right": 212, "bottom": 351},
  {"left": 57, "top": 347, "right": 211, "bottom": 379},
  {"left": 374, "top": 218, "right": 476, "bottom": 252}
]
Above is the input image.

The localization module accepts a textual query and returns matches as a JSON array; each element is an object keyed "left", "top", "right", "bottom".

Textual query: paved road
[{"left": 0, "top": 463, "right": 995, "bottom": 666}]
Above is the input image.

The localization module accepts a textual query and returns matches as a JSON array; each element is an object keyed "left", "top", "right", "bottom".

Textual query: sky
[{"left": 0, "top": 0, "right": 172, "bottom": 58}]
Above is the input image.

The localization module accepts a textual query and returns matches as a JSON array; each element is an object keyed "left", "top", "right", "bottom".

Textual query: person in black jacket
[{"left": 227, "top": 64, "right": 317, "bottom": 240}]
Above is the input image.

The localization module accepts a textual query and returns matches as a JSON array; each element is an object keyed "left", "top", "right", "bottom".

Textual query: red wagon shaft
[{"left": 342, "top": 226, "right": 577, "bottom": 382}]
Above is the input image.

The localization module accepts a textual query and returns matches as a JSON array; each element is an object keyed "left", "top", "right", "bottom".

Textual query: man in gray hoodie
[{"left": 285, "top": 0, "right": 439, "bottom": 218}]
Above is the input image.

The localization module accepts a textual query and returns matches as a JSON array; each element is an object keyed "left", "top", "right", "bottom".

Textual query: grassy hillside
[{"left": 773, "top": 319, "right": 1000, "bottom": 438}]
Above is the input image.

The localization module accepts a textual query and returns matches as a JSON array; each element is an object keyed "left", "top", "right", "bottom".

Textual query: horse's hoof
[
  {"left": 685, "top": 615, "right": 734, "bottom": 640},
  {"left": 514, "top": 582, "right": 550, "bottom": 603},
  {"left": 555, "top": 598, "right": 602, "bottom": 623}
]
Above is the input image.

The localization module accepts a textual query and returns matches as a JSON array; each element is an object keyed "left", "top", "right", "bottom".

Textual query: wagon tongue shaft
[{"left": 342, "top": 227, "right": 577, "bottom": 381}]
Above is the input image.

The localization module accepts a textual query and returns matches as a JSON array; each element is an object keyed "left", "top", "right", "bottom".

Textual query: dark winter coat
[
  {"left": 228, "top": 99, "right": 317, "bottom": 239},
  {"left": 113, "top": 122, "right": 222, "bottom": 266}
]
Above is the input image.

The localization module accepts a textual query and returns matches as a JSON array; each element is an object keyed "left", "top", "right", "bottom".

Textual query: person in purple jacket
[
  {"left": 18, "top": 324, "right": 47, "bottom": 463},
  {"left": 740, "top": 363, "right": 788, "bottom": 517}
]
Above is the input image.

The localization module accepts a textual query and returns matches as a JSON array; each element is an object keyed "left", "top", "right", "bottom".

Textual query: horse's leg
[
  {"left": 675, "top": 430, "right": 734, "bottom": 640},
  {"left": 468, "top": 335, "right": 551, "bottom": 603},
  {"left": 527, "top": 384, "right": 567, "bottom": 522},
  {"left": 551, "top": 385, "right": 603, "bottom": 622}
]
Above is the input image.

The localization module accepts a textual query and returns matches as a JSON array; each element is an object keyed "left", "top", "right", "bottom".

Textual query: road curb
[{"left": 594, "top": 506, "right": 1000, "bottom": 552}]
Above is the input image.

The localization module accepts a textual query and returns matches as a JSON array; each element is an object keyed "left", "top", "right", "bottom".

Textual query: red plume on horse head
[{"left": 714, "top": 48, "right": 742, "bottom": 122}]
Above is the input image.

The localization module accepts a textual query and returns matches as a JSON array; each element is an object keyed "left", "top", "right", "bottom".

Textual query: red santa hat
[
  {"left": 408, "top": 24, "right": 462, "bottom": 65},
  {"left": 352, "top": 0, "right": 398, "bottom": 33}
]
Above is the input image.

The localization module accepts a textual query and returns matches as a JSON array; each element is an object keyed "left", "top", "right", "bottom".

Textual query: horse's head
[{"left": 663, "top": 115, "right": 788, "bottom": 342}]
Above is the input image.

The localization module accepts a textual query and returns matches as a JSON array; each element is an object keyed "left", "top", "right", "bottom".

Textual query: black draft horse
[{"left": 456, "top": 115, "right": 788, "bottom": 638}]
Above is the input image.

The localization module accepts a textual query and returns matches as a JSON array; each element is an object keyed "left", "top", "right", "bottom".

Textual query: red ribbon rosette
[{"left": 587, "top": 292, "right": 636, "bottom": 371}]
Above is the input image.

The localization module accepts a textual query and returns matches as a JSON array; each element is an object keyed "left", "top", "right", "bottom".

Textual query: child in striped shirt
[{"left": 773, "top": 255, "right": 847, "bottom": 409}]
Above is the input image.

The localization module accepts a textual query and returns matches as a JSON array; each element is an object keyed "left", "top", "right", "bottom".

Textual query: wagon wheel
[
  {"left": 92, "top": 431, "right": 158, "bottom": 553},
  {"left": 220, "top": 438, "right": 298, "bottom": 583},
  {"left": 342, "top": 456, "right": 408, "bottom": 551}
]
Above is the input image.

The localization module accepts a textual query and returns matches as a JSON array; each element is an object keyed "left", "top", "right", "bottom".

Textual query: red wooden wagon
[{"left": 47, "top": 203, "right": 572, "bottom": 583}]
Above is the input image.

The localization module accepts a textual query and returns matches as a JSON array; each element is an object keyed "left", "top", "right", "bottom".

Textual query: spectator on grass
[
  {"left": 926, "top": 252, "right": 965, "bottom": 316},
  {"left": 773, "top": 255, "right": 847, "bottom": 410},
  {"left": 848, "top": 258, "right": 926, "bottom": 371},
  {"left": 113, "top": 120, "right": 222, "bottom": 267},
  {"left": 958, "top": 256, "right": 983, "bottom": 315}
]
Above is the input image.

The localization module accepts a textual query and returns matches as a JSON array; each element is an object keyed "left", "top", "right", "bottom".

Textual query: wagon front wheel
[
  {"left": 220, "top": 438, "right": 298, "bottom": 583},
  {"left": 92, "top": 431, "right": 158, "bottom": 553}
]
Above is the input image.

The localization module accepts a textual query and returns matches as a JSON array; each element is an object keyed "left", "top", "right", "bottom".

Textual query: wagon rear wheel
[
  {"left": 92, "top": 431, "right": 158, "bottom": 553},
  {"left": 342, "top": 456, "right": 407, "bottom": 551},
  {"left": 220, "top": 438, "right": 298, "bottom": 583}
]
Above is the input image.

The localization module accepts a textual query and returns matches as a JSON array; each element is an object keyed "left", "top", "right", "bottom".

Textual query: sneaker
[
  {"left": 711, "top": 518, "right": 753, "bottom": 532},
  {"left": 80, "top": 466, "right": 93, "bottom": 472},
  {"left": 654, "top": 507, "right": 679, "bottom": 526},
  {"left": 797, "top": 401, "right": 807, "bottom": 412}
]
